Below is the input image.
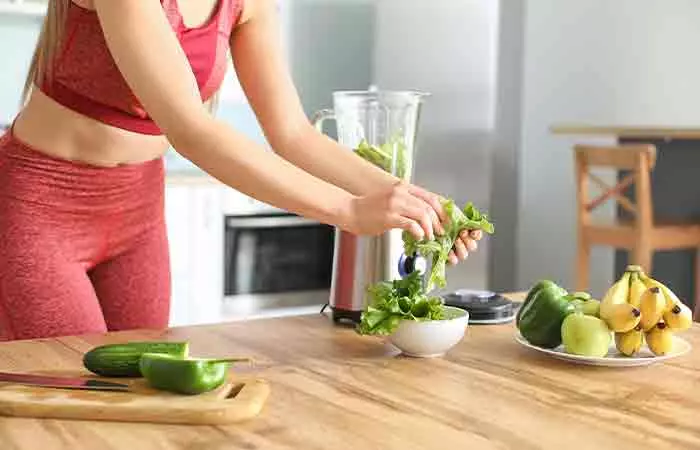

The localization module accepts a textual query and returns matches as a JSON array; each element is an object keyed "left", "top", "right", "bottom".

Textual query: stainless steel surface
[
  {"left": 0, "top": 372, "right": 130, "bottom": 392},
  {"left": 328, "top": 228, "right": 408, "bottom": 320},
  {"left": 313, "top": 88, "right": 429, "bottom": 323},
  {"left": 226, "top": 215, "right": 320, "bottom": 228}
]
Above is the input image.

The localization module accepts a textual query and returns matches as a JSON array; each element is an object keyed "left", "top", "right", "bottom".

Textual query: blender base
[{"left": 331, "top": 308, "right": 362, "bottom": 326}]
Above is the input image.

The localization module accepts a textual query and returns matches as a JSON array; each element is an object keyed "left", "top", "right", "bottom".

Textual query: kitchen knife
[{"left": 0, "top": 371, "right": 130, "bottom": 392}]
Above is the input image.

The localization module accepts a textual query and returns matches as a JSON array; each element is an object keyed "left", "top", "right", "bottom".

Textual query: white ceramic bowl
[{"left": 388, "top": 306, "right": 469, "bottom": 357}]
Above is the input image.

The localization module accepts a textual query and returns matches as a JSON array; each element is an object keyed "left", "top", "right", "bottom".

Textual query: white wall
[
  {"left": 373, "top": 0, "right": 500, "bottom": 291},
  {"left": 493, "top": 0, "right": 700, "bottom": 296},
  {"left": 0, "top": 15, "right": 41, "bottom": 126}
]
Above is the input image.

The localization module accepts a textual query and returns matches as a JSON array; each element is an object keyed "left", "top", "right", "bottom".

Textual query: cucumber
[{"left": 83, "top": 341, "right": 189, "bottom": 377}]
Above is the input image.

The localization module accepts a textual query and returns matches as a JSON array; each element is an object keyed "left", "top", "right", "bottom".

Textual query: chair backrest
[{"left": 574, "top": 144, "right": 657, "bottom": 230}]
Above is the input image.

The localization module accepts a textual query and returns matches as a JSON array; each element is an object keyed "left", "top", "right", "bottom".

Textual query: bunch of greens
[
  {"left": 354, "top": 137, "right": 409, "bottom": 179},
  {"left": 354, "top": 137, "right": 495, "bottom": 336},
  {"left": 357, "top": 271, "right": 444, "bottom": 336},
  {"left": 404, "top": 200, "right": 495, "bottom": 293},
  {"left": 357, "top": 200, "right": 494, "bottom": 336}
]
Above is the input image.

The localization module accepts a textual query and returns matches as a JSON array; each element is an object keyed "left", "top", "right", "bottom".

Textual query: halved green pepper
[
  {"left": 139, "top": 353, "right": 251, "bottom": 395},
  {"left": 516, "top": 280, "right": 575, "bottom": 348}
]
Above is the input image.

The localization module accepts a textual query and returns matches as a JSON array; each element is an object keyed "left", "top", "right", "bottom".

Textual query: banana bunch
[{"left": 601, "top": 265, "right": 693, "bottom": 357}]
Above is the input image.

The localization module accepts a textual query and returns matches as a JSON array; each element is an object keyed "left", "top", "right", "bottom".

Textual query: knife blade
[{"left": 0, "top": 371, "right": 130, "bottom": 392}]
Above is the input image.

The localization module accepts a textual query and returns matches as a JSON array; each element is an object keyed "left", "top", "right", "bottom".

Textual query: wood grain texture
[
  {"left": 0, "top": 375, "right": 269, "bottom": 425},
  {"left": 551, "top": 124, "right": 700, "bottom": 139},
  {"left": 0, "top": 298, "right": 697, "bottom": 450}
]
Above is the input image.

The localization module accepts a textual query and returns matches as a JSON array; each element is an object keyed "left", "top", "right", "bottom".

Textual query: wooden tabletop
[
  {"left": 551, "top": 124, "right": 700, "bottom": 139},
  {"left": 0, "top": 296, "right": 699, "bottom": 450}
]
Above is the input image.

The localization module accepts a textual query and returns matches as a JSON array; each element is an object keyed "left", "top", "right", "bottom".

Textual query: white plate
[{"left": 514, "top": 332, "right": 692, "bottom": 367}]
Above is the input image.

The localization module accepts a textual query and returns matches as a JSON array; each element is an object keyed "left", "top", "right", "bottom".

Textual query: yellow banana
[
  {"left": 645, "top": 322, "right": 675, "bottom": 356},
  {"left": 663, "top": 301, "right": 693, "bottom": 331},
  {"left": 627, "top": 272, "right": 647, "bottom": 309},
  {"left": 604, "top": 303, "right": 641, "bottom": 333},
  {"left": 639, "top": 286, "right": 666, "bottom": 331},
  {"left": 600, "top": 271, "right": 632, "bottom": 322},
  {"left": 615, "top": 324, "right": 644, "bottom": 356},
  {"left": 639, "top": 274, "right": 680, "bottom": 313}
]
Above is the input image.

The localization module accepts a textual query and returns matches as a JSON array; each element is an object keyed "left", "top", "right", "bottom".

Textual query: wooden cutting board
[{"left": 0, "top": 371, "right": 270, "bottom": 425}]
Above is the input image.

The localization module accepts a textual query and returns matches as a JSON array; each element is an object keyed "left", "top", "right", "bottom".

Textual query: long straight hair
[
  {"left": 21, "top": 0, "right": 221, "bottom": 114},
  {"left": 22, "top": 0, "right": 68, "bottom": 105}
]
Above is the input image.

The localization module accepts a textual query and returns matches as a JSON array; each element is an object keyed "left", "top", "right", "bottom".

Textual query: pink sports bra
[{"left": 39, "top": 0, "right": 243, "bottom": 135}]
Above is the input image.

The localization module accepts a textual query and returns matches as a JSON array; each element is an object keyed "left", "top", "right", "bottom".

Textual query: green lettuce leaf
[
  {"left": 403, "top": 199, "right": 495, "bottom": 293},
  {"left": 354, "top": 138, "right": 408, "bottom": 179},
  {"left": 357, "top": 271, "right": 444, "bottom": 336}
]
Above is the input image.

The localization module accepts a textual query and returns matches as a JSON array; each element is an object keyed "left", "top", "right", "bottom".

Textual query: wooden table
[
  {"left": 552, "top": 124, "right": 700, "bottom": 306},
  {"left": 1, "top": 299, "right": 699, "bottom": 450}
]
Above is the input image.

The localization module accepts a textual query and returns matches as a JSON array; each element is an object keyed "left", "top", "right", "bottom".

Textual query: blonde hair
[
  {"left": 22, "top": 0, "right": 68, "bottom": 105},
  {"left": 21, "top": 0, "right": 220, "bottom": 114}
]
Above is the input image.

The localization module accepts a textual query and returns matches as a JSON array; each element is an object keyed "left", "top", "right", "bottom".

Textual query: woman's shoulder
[{"left": 236, "top": 0, "right": 277, "bottom": 26}]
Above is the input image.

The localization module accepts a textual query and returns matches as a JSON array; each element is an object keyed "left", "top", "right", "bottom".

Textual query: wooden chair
[{"left": 574, "top": 144, "right": 700, "bottom": 320}]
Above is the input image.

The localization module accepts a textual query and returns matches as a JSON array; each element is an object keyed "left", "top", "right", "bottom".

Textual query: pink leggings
[{"left": 0, "top": 130, "right": 170, "bottom": 341}]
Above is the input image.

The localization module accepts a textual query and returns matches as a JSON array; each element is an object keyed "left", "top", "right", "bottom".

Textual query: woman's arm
[
  {"left": 229, "top": 0, "right": 482, "bottom": 263},
  {"left": 92, "top": 0, "right": 437, "bottom": 240},
  {"left": 228, "top": 0, "right": 401, "bottom": 198}
]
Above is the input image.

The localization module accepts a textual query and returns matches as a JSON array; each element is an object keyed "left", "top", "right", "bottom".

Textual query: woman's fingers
[
  {"left": 392, "top": 215, "right": 424, "bottom": 240},
  {"left": 448, "top": 250, "right": 459, "bottom": 266},
  {"left": 406, "top": 184, "right": 447, "bottom": 224},
  {"left": 390, "top": 188, "right": 436, "bottom": 240},
  {"left": 408, "top": 196, "right": 441, "bottom": 238},
  {"left": 454, "top": 236, "right": 469, "bottom": 261},
  {"left": 460, "top": 230, "right": 479, "bottom": 252}
]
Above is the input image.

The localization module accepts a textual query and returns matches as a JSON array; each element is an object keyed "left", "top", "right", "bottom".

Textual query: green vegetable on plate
[{"left": 516, "top": 280, "right": 575, "bottom": 349}]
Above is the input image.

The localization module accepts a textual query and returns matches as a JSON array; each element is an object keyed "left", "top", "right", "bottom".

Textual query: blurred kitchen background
[{"left": 2, "top": 0, "right": 700, "bottom": 326}]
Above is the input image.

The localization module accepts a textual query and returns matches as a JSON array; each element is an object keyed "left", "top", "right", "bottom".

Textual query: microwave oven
[{"left": 222, "top": 212, "right": 334, "bottom": 316}]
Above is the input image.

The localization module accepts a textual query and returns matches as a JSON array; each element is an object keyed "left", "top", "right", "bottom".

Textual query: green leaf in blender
[{"left": 353, "top": 136, "right": 408, "bottom": 179}]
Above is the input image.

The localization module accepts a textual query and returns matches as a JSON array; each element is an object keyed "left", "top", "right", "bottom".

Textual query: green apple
[
  {"left": 561, "top": 313, "right": 611, "bottom": 357},
  {"left": 570, "top": 298, "right": 601, "bottom": 317}
]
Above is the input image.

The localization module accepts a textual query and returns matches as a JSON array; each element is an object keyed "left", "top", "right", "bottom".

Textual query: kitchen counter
[{"left": 0, "top": 294, "right": 699, "bottom": 449}]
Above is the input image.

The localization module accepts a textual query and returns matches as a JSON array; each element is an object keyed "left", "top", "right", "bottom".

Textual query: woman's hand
[
  {"left": 400, "top": 184, "right": 483, "bottom": 266},
  {"left": 344, "top": 182, "right": 484, "bottom": 265},
  {"left": 345, "top": 181, "right": 443, "bottom": 240}
]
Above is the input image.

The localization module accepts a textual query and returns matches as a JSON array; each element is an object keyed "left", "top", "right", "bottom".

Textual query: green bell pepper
[
  {"left": 516, "top": 280, "right": 575, "bottom": 348},
  {"left": 139, "top": 353, "right": 252, "bottom": 395}
]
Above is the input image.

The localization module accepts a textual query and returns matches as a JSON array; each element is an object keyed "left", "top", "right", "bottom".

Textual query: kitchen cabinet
[{"left": 164, "top": 178, "right": 225, "bottom": 327}]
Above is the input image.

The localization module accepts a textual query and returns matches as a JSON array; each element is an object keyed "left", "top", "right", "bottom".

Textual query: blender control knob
[{"left": 398, "top": 253, "right": 427, "bottom": 277}]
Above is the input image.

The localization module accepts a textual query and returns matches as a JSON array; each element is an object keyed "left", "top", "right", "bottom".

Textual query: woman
[{"left": 0, "top": 0, "right": 482, "bottom": 341}]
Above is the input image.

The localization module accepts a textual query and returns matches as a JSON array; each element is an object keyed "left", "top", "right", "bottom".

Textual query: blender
[{"left": 313, "top": 88, "right": 429, "bottom": 324}]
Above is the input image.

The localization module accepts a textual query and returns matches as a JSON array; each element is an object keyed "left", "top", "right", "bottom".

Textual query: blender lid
[{"left": 442, "top": 289, "right": 518, "bottom": 324}]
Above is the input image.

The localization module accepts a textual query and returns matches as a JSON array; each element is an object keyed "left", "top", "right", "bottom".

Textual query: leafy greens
[
  {"left": 403, "top": 200, "right": 495, "bottom": 293},
  {"left": 357, "top": 271, "right": 444, "bottom": 336},
  {"left": 354, "top": 137, "right": 495, "bottom": 336},
  {"left": 354, "top": 138, "right": 409, "bottom": 180}
]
